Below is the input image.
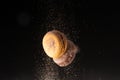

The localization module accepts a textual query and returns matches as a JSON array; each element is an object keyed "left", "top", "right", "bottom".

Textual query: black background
[{"left": 0, "top": 0, "right": 120, "bottom": 80}]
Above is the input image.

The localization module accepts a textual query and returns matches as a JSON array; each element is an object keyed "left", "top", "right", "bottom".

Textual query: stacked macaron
[{"left": 42, "top": 30, "right": 78, "bottom": 67}]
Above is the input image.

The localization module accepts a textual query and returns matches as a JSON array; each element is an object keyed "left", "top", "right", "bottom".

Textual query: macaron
[{"left": 42, "top": 30, "right": 68, "bottom": 59}]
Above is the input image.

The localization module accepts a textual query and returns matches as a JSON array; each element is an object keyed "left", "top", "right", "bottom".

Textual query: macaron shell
[
  {"left": 42, "top": 30, "right": 67, "bottom": 58},
  {"left": 51, "top": 30, "right": 68, "bottom": 59},
  {"left": 42, "top": 31, "right": 62, "bottom": 58}
]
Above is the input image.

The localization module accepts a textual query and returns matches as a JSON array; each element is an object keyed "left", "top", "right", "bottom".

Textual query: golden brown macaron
[{"left": 42, "top": 30, "right": 68, "bottom": 59}]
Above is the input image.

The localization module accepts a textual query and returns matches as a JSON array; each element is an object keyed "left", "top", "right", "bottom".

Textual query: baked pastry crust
[{"left": 42, "top": 30, "right": 68, "bottom": 58}]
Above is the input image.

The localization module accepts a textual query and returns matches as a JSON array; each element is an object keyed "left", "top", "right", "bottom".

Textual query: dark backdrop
[{"left": 0, "top": 0, "right": 120, "bottom": 80}]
